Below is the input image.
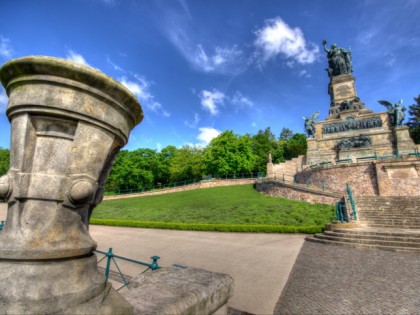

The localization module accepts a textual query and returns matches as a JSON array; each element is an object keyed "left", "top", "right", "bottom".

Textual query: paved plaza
[
  {"left": 275, "top": 241, "right": 420, "bottom": 315},
  {"left": 2, "top": 203, "right": 419, "bottom": 314}
]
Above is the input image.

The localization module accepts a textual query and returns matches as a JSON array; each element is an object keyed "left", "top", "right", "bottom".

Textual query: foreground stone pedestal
[
  {"left": 0, "top": 56, "right": 143, "bottom": 313},
  {"left": 123, "top": 266, "right": 234, "bottom": 315}
]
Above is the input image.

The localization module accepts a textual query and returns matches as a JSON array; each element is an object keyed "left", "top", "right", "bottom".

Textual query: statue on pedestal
[
  {"left": 378, "top": 99, "right": 406, "bottom": 126},
  {"left": 303, "top": 111, "right": 319, "bottom": 137},
  {"left": 322, "top": 40, "right": 353, "bottom": 78}
]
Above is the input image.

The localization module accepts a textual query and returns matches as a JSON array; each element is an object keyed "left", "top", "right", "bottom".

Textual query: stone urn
[{"left": 0, "top": 56, "right": 143, "bottom": 313}]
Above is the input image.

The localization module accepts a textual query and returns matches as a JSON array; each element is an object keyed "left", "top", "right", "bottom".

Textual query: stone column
[{"left": 0, "top": 56, "right": 143, "bottom": 314}]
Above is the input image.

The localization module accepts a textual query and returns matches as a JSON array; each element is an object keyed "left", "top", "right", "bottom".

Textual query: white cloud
[
  {"left": 197, "top": 127, "right": 220, "bottom": 145},
  {"left": 156, "top": 142, "right": 162, "bottom": 152},
  {"left": 231, "top": 91, "right": 253, "bottom": 108},
  {"left": 298, "top": 70, "right": 311, "bottom": 78},
  {"left": 106, "top": 55, "right": 125, "bottom": 72},
  {"left": 65, "top": 50, "right": 90, "bottom": 66},
  {"left": 0, "top": 86, "right": 8, "bottom": 112},
  {"left": 199, "top": 89, "right": 225, "bottom": 115},
  {"left": 251, "top": 122, "right": 257, "bottom": 128},
  {"left": 0, "top": 36, "right": 13, "bottom": 59},
  {"left": 254, "top": 17, "right": 319, "bottom": 65},
  {"left": 119, "top": 75, "right": 170, "bottom": 118},
  {"left": 182, "top": 43, "right": 243, "bottom": 73},
  {"left": 185, "top": 113, "right": 200, "bottom": 128}
]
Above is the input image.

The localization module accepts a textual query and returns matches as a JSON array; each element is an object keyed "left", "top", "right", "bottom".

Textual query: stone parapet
[
  {"left": 256, "top": 180, "right": 341, "bottom": 205},
  {"left": 123, "top": 266, "right": 234, "bottom": 315}
]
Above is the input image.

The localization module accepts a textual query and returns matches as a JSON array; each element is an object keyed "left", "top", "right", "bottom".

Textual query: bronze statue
[
  {"left": 322, "top": 40, "right": 352, "bottom": 78},
  {"left": 303, "top": 111, "right": 319, "bottom": 137},
  {"left": 378, "top": 99, "right": 406, "bottom": 126}
]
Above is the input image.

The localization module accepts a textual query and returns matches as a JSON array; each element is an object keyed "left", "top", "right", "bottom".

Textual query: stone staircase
[
  {"left": 306, "top": 196, "right": 420, "bottom": 252},
  {"left": 356, "top": 196, "right": 420, "bottom": 229},
  {"left": 271, "top": 155, "right": 305, "bottom": 179}
]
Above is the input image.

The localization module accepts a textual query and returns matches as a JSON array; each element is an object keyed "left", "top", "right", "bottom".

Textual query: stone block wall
[
  {"left": 256, "top": 181, "right": 340, "bottom": 205},
  {"left": 295, "top": 157, "right": 420, "bottom": 197}
]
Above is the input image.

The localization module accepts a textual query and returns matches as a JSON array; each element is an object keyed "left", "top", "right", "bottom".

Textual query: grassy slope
[{"left": 93, "top": 185, "right": 334, "bottom": 227}]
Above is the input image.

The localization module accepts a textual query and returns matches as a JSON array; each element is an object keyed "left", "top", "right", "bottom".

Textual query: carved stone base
[{"left": 0, "top": 254, "right": 132, "bottom": 314}]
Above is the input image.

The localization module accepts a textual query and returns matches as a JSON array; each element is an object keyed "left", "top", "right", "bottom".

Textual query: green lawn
[{"left": 92, "top": 185, "right": 334, "bottom": 232}]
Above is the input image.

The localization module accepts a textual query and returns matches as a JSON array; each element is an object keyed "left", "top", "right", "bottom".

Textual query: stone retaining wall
[
  {"left": 295, "top": 163, "right": 378, "bottom": 196},
  {"left": 255, "top": 181, "right": 340, "bottom": 205},
  {"left": 104, "top": 178, "right": 256, "bottom": 200},
  {"left": 295, "top": 157, "right": 420, "bottom": 196}
]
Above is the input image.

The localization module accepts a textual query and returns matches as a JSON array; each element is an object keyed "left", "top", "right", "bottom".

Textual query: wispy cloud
[
  {"left": 298, "top": 69, "right": 311, "bottom": 78},
  {"left": 106, "top": 55, "right": 125, "bottom": 72},
  {"left": 199, "top": 90, "right": 225, "bottom": 115},
  {"left": 65, "top": 50, "right": 90, "bottom": 66},
  {"left": 0, "top": 36, "right": 13, "bottom": 59},
  {"left": 185, "top": 113, "right": 200, "bottom": 128},
  {"left": 254, "top": 17, "right": 319, "bottom": 66},
  {"left": 120, "top": 75, "right": 170, "bottom": 118},
  {"left": 169, "top": 34, "right": 245, "bottom": 74},
  {"left": 0, "top": 86, "right": 8, "bottom": 113},
  {"left": 231, "top": 91, "right": 253, "bottom": 108},
  {"left": 197, "top": 127, "right": 220, "bottom": 145}
]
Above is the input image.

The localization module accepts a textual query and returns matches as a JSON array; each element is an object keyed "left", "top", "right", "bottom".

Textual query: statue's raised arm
[{"left": 322, "top": 40, "right": 329, "bottom": 53}]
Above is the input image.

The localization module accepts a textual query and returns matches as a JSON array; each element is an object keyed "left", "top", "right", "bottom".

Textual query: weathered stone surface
[
  {"left": 123, "top": 266, "right": 234, "bottom": 315},
  {"left": 256, "top": 180, "right": 339, "bottom": 205},
  {"left": 0, "top": 56, "right": 142, "bottom": 313}
]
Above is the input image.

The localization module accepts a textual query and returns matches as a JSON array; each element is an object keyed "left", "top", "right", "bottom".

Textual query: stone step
[
  {"left": 314, "top": 234, "right": 420, "bottom": 248},
  {"left": 362, "top": 224, "right": 420, "bottom": 229},
  {"left": 358, "top": 210, "right": 420, "bottom": 214},
  {"left": 359, "top": 214, "right": 420, "bottom": 219},
  {"left": 305, "top": 236, "right": 420, "bottom": 252},
  {"left": 332, "top": 228, "right": 420, "bottom": 237},
  {"left": 324, "top": 231, "right": 420, "bottom": 243},
  {"left": 359, "top": 218, "right": 420, "bottom": 224}
]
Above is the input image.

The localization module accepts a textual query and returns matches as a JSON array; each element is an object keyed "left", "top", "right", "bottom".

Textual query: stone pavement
[{"left": 275, "top": 241, "right": 420, "bottom": 315}]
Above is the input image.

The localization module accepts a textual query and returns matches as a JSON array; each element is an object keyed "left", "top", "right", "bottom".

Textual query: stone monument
[
  {"left": 0, "top": 56, "right": 143, "bottom": 313},
  {"left": 305, "top": 40, "right": 417, "bottom": 165}
]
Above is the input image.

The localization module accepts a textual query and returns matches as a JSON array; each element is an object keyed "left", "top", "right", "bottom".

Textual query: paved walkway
[
  {"left": 275, "top": 241, "right": 420, "bottom": 315},
  {"left": 90, "top": 225, "right": 305, "bottom": 314},
  {"left": 0, "top": 203, "right": 305, "bottom": 314}
]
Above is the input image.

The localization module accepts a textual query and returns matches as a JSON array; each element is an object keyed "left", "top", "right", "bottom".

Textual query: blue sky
[{"left": 0, "top": 0, "right": 419, "bottom": 151}]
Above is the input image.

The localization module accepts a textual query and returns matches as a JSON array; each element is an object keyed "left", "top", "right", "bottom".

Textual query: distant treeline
[{"left": 0, "top": 127, "right": 307, "bottom": 191}]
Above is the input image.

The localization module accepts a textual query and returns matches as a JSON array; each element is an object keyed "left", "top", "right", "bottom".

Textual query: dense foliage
[
  {"left": 105, "top": 128, "right": 307, "bottom": 191},
  {"left": 0, "top": 148, "right": 10, "bottom": 176},
  {"left": 406, "top": 95, "right": 420, "bottom": 144}
]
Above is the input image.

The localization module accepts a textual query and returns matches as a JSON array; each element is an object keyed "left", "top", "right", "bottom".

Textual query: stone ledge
[{"left": 122, "top": 266, "right": 234, "bottom": 315}]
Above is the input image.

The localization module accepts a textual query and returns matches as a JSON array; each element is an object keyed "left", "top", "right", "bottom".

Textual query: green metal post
[
  {"left": 306, "top": 178, "right": 309, "bottom": 188},
  {"left": 322, "top": 179, "right": 325, "bottom": 191},
  {"left": 374, "top": 151, "right": 378, "bottom": 160},
  {"left": 104, "top": 248, "right": 113, "bottom": 282},
  {"left": 283, "top": 174, "right": 285, "bottom": 183},
  {"left": 150, "top": 256, "right": 160, "bottom": 270}
]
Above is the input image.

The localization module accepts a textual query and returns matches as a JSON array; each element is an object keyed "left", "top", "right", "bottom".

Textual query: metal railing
[
  {"left": 346, "top": 183, "right": 358, "bottom": 221},
  {"left": 95, "top": 248, "right": 160, "bottom": 291},
  {"left": 105, "top": 172, "right": 263, "bottom": 196}
]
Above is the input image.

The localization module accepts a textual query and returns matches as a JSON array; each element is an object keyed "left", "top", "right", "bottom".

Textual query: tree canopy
[{"left": 406, "top": 95, "right": 420, "bottom": 144}]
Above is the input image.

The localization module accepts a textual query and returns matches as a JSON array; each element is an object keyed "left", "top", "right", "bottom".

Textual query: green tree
[
  {"left": 406, "top": 95, "right": 420, "bottom": 144},
  {"left": 204, "top": 130, "right": 255, "bottom": 176},
  {"left": 0, "top": 148, "right": 10, "bottom": 176},
  {"left": 283, "top": 133, "right": 307, "bottom": 160},
  {"left": 169, "top": 145, "right": 204, "bottom": 182},
  {"left": 252, "top": 128, "right": 284, "bottom": 173},
  {"left": 279, "top": 127, "right": 293, "bottom": 141},
  {"left": 156, "top": 145, "right": 177, "bottom": 185},
  {"left": 105, "top": 149, "right": 156, "bottom": 191}
]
